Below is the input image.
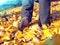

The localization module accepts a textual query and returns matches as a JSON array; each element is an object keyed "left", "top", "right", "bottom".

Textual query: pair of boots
[{"left": 18, "top": 17, "right": 50, "bottom": 31}]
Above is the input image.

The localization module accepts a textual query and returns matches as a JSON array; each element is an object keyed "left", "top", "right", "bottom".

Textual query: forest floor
[{"left": 0, "top": 1, "right": 60, "bottom": 45}]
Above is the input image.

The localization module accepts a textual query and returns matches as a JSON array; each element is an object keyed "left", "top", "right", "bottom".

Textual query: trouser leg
[
  {"left": 22, "top": 0, "right": 34, "bottom": 22},
  {"left": 39, "top": 0, "right": 51, "bottom": 25}
]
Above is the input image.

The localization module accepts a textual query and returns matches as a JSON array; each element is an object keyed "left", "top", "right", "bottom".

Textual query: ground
[{"left": 0, "top": 1, "right": 60, "bottom": 45}]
